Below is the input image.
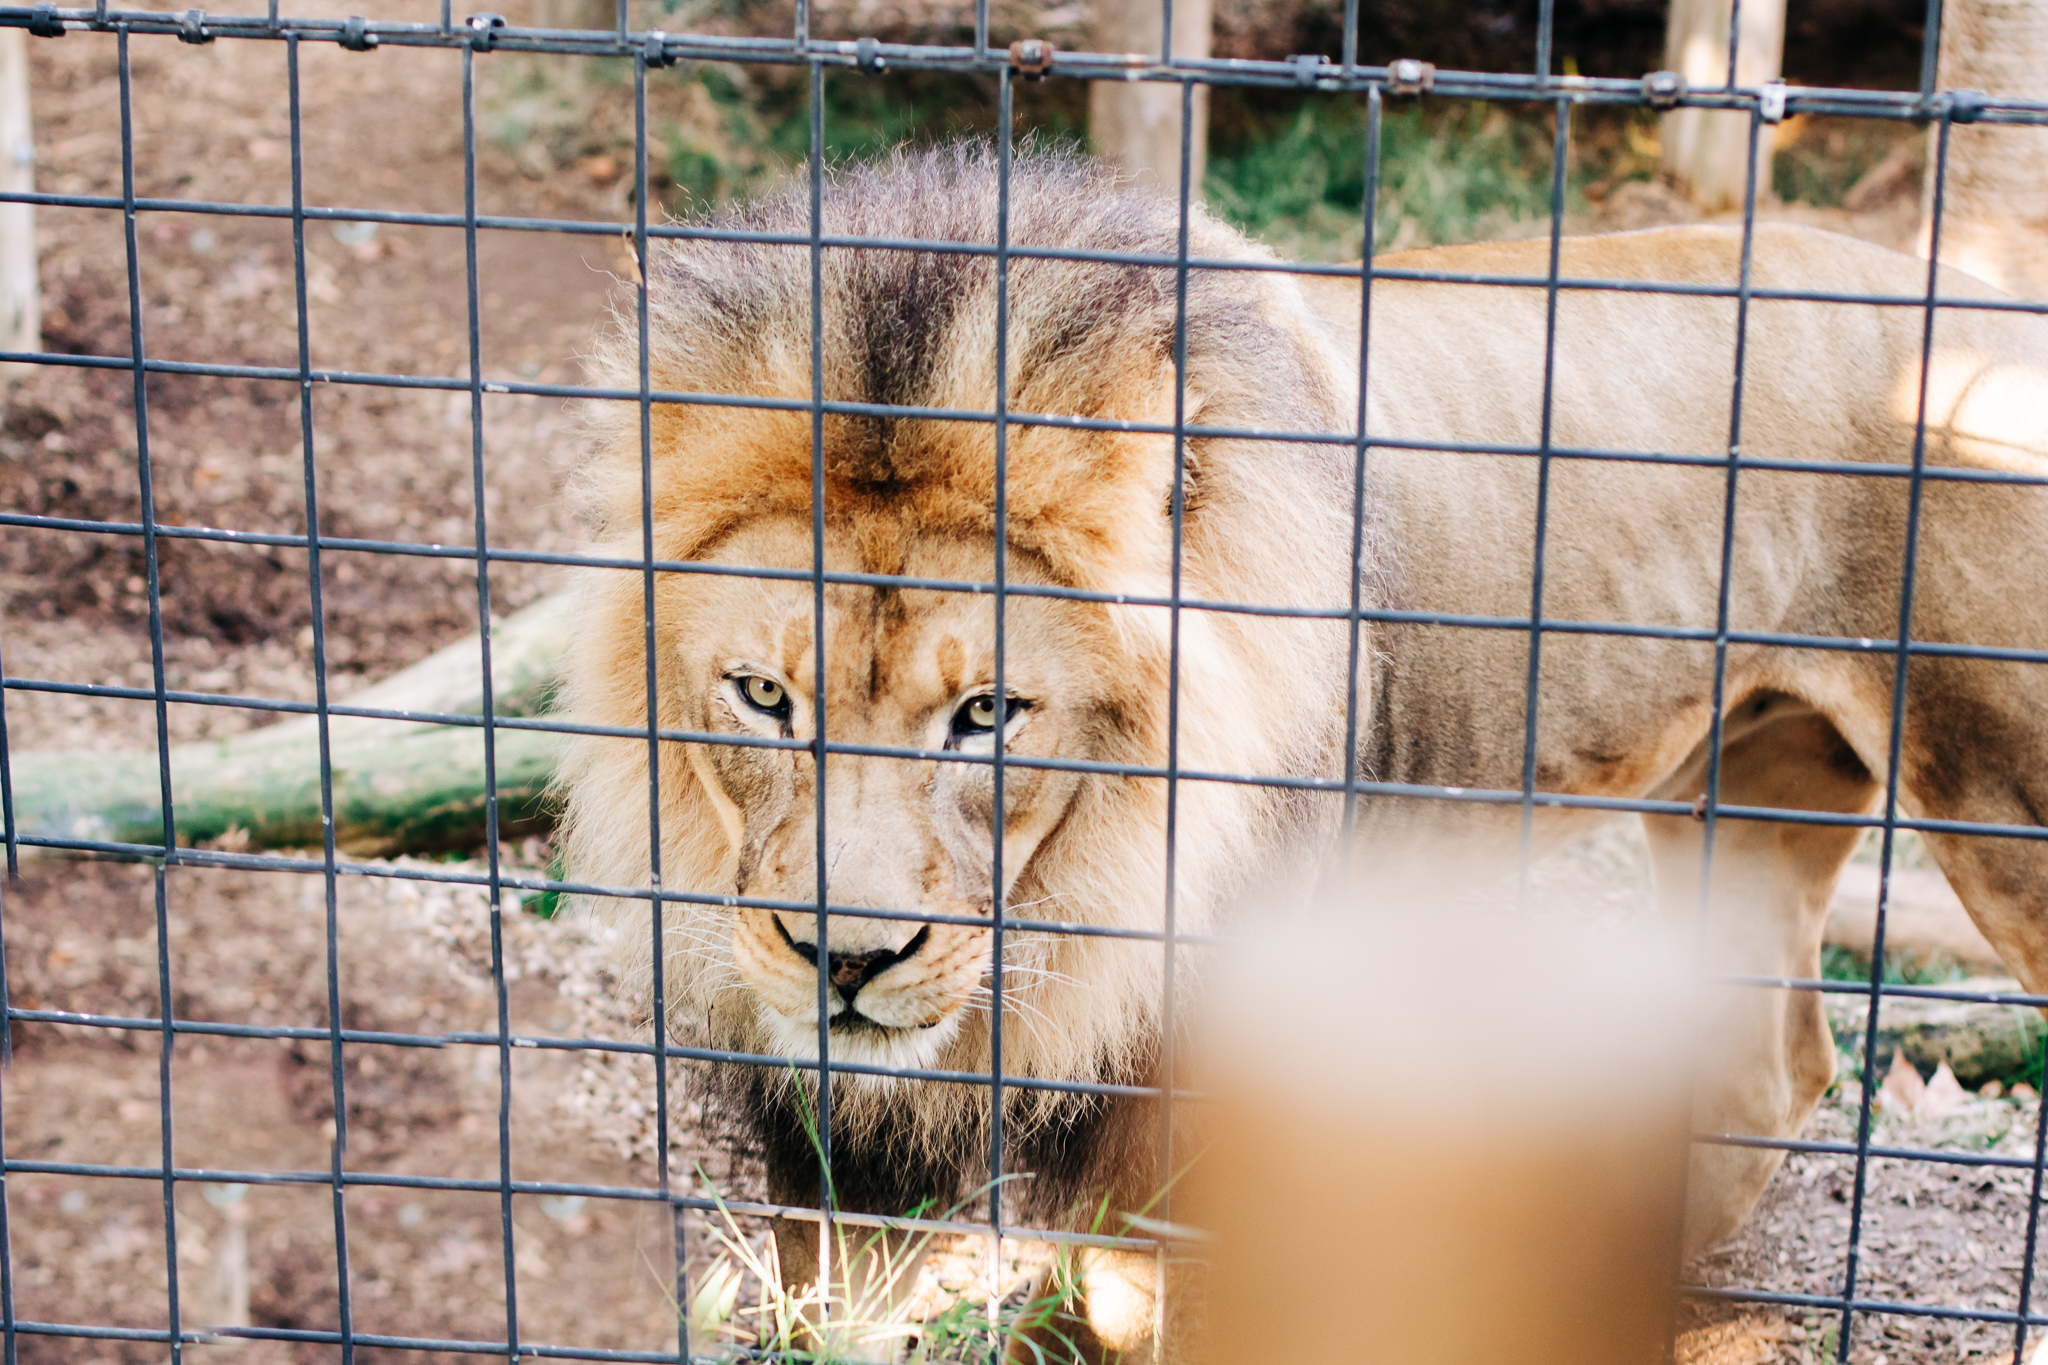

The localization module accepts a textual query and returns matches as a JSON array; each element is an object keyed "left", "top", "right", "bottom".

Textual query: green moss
[{"left": 1820, "top": 942, "right": 1968, "bottom": 987}]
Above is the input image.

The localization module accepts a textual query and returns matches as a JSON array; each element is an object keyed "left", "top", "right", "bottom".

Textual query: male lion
[{"left": 557, "top": 145, "right": 2048, "bottom": 1359}]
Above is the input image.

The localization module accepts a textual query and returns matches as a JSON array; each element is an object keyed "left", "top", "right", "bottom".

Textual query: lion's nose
[
  {"left": 829, "top": 949, "right": 893, "bottom": 995},
  {"left": 777, "top": 920, "right": 929, "bottom": 1002}
]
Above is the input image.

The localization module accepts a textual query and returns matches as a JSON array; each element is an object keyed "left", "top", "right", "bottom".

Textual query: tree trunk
[
  {"left": 1922, "top": 0, "right": 2048, "bottom": 299},
  {"left": 0, "top": 27, "right": 37, "bottom": 382},
  {"left": 1660, "top": 0, "right": 1786, "bottom": 211},
  {"left": 9, "top": 593, "right": 573, "bottom": 858},
  {"left": 1088, "top": 0, "right": 1211, "bottom": 193}
]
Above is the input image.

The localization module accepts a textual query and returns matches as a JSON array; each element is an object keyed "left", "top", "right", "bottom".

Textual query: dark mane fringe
[{"left": 616, "top": 141, "right": 1342, "bottom": 497}]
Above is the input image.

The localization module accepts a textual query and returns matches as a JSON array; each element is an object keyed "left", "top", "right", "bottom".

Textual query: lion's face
[{"left": 666, "top": 516, "right": 1133, "bottom": 1072}]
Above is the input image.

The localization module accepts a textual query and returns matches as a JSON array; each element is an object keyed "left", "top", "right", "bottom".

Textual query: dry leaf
[
  {"left": 1922, "top": 1060, "right": 1969, "bottom": 1119},
  {"left": 1880, "top": 1050, "right": 1927, "bottom": 1117},
  {"left": 1675, "top": 1316, "right": 1795, "bottom": 1365}
]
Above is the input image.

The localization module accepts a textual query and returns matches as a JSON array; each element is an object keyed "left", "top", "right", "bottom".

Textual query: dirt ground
[
  {"left": 0, "top": 5, "right": 2017, "bottom": 1363},
  {"left": 2, "top": 856, "right": 735, "bottom": 1363}
]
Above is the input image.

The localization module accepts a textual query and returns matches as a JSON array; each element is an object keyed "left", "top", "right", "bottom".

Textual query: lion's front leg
[
  {"left": 761, "top": 1142, "right": 936, "bottom": 1358},
  {"left": 1644, "top": 706, "right": 1878, "bottom": 1257},
  {"left": 1007, "top": 1247, "right": 1197, "bottom": 1365},
  {"left": 765, "top": 1212, "right": 931, "bottom": 1354}
]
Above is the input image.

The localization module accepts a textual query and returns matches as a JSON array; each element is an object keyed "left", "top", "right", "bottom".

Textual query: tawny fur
[{"left": 556, "top": 145, "right": 2048, "bottom": 1358}]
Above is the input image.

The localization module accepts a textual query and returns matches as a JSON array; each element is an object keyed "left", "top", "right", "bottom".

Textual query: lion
[{"left": 556, "top": 144, "right": 2048, "bottom": 1360}]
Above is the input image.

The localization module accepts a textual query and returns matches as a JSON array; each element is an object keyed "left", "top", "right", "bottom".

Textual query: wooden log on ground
[
  {"left": 1824, "top": 860, "right": 2006, "bottom": 977},
  {"left": 8, "top": 593, "right": 573, "bottom": 858}
]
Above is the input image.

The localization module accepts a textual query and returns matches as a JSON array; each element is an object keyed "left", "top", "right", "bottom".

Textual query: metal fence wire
[{"left": 2, "top": 0, "right": 2048, "bottom": 1359}]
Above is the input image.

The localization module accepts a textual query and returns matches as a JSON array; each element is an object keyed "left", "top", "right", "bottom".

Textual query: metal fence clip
[
  {"left": 1758, "top": 79, "right": 1787, "bottom": 124},
  {"left": 1007, "top": 37, "right": 1053, "bottom": 79},
  {"left": 854, "top": 35, "right": 882, "bottom": 74},
  {"left": 467, "top": 11, "right": 504, "bottom": 50},
  {"left": 1640, "top": 69, "right": 1685, "bottom": 109},
  {"left": 1385, "top": 57, "right": 1433, "bottom": 96},
  {"left": 1950, "top": 88, "right": 1988, "bottom": 124},
  {"left": 26, "top": 3, "right": 63, "bottom": 36},
  {"left": 338, "top": 14, "right": 377, "bottom": 51},
  {"left": 643, "top": 28, "right": 673, "bottom": 67},
  {"left": 177, "top": 7, "right": 213, "bottom": 42},
  {"left": 1289, "top": 53, "right": 1328, "bottom": 87}
]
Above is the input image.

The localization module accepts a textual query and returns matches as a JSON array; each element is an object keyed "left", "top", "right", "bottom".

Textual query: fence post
[
  {"left": 1921, "top": 0, "right": 2048, "bottom": 299},
  {"left": 1088, "top": 0, "right": 1210, "bottom": 192},
  {"left": 0, "top": 26, "right": 36, "bottom": 381},
  {"left": 1660, "top": 0, "right": 1785, "bottom": 210}
]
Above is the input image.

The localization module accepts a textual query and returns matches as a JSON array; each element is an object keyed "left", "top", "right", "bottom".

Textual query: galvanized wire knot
[
  {"left": 1758, "top": 80, "right": 1788, "bottom": 124},
  {"left": 338, "top": 14, "right": 377, "bottom": 51},
  {"left": 1950, "top": 88, "right": 1989, "bottom": 124},
  {"left": 1007, "top": 37, "right": 1053, "bottom": 79},
  {"left": 1640, "top": 69, "right": 1686, "bottom": 109},
  {"left": 1385, "top": 57, "right": 1433, "bottom": 96}
]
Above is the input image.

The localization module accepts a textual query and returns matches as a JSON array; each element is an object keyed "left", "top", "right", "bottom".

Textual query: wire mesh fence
[{"left": 2, "top": 0, "right": 2048, "bottom": 1359}]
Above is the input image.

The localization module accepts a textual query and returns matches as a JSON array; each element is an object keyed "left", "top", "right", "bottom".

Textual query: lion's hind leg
[{"left": 1891, "top": 656, "right": 2048, "bottom": 999}]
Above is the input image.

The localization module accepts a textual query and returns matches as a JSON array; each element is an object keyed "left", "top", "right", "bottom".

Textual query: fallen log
[
  {"left": 8, "top": 593, "right": 573, "bottom": 858},
  {"left": 1824, "top": 860, "right": 2007, "bottom": 977},
  {"left": 1826, "top": 976, "right": 2046, "bottom": 1090}
]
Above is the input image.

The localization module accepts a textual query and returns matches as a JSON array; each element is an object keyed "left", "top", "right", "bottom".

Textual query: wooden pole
[
  {"left": 1088, "top": 0, "right": 1211, "bottom": 193},
  {"left": 1660, "top": 0, "right": 1786, "bottom": 211},
  {"left": 1921, "top": 0, "right": 2048, "bottom": 300},
  {"left": 0, "top": 27, "right": 37, "bottom": 380}
]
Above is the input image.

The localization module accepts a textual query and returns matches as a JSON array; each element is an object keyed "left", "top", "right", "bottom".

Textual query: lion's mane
[{"left": 555, "top": 145, "right": 1375, "bottom": 1216}]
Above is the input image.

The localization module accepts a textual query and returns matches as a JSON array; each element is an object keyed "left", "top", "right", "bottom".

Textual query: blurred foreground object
[
  {"left": 1661, "top": 0, "right": 1785, "bottom": 210},
  {"left": 0, "top": 26, "right": 35, "bottom": 379},
  {"left": 1922, "top": 0, "right": 2048, "bottom": 299},
  {"left": 1188, "top": 913, "right": 1689, "bottom": 1365},
  {"left": 1089, "top": 0, "right": 1210, "bottom": 192}
]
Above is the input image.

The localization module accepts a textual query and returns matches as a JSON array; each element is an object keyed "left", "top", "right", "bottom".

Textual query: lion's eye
[
  {"left": 953, "top": 694, "right": 1025, "bottom": 736},
  {"left": 740, "top": 676, "right": 788, "bottom": 714}
]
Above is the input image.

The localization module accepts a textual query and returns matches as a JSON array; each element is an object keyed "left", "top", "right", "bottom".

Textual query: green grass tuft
[{"left": 1206, "top": 98, "right": 1577, "bottom": 262}]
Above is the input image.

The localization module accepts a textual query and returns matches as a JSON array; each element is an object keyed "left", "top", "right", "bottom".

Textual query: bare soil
[
  {"left": 7, "top": 0, "right": 622, "bottom": 753},
  {"left": 1, "top": 9, "right": 765, "bottom": 1360},
  {"left": 0, "top": 853, "right": 773, "bottom": 1363}
]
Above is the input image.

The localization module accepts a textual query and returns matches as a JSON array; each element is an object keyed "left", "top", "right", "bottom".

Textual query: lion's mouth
[{"left": 828, "top": 1012, "right": 903, "bottom": 1036}]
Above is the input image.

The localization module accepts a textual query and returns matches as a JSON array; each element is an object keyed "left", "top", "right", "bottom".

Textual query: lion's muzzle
[
  {"left": 774, "top": 916, "right": 935, "bottom": 1015},
  {"left": 733, "top": 898, "right": 991, "bottom": 1056}
]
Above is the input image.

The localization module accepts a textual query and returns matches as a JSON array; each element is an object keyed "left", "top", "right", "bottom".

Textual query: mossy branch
[{"left": 9, "top": 593, "right": 573, "bottom": 858}]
